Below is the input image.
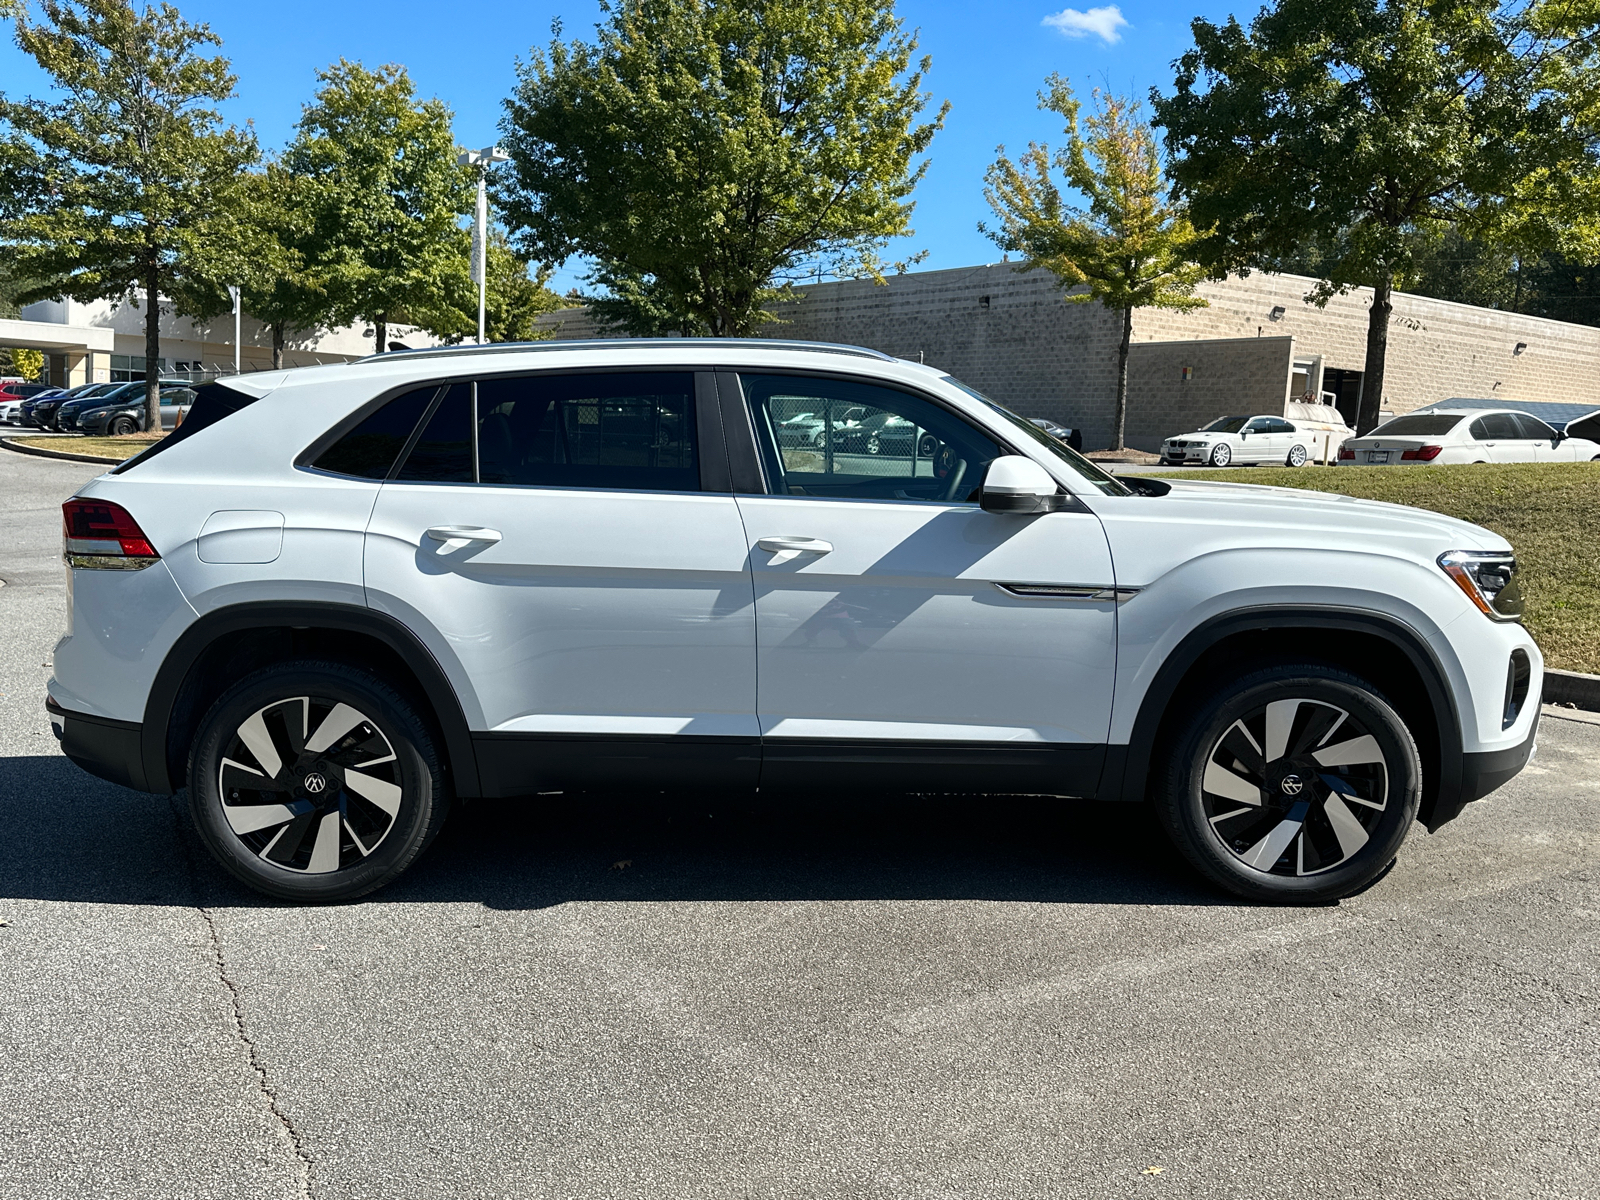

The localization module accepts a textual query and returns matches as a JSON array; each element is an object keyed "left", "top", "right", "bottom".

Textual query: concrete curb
[
  {"left": 0, "top": 436, "right": 123, "bottom": 466},
  {"left": 1544, "top": 668, "right": 1600, "bottom": 712}
]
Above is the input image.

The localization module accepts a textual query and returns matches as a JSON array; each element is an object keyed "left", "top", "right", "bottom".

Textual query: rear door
[
  {"left": 730, "top": 372, "right": 1116, "bottom": 797},
  {"left": 1475, "top": 412, "right": 1531, "bottom": 461},
  {"left": 363, "top": 370, "right": 758, "bottom": 794}
]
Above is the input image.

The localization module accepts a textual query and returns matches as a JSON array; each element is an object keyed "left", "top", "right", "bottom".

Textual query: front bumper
[
  {"left": 46, "top": 695, "right": 153, "bottom": 792},
  {"left": 1458, "top": 710, "right": 1540, "bottom": 809}
]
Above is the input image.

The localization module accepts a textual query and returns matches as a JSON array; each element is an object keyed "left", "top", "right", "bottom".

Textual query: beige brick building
[{"left": 536, "top": 263, "right": 1600, "bottom": 451}]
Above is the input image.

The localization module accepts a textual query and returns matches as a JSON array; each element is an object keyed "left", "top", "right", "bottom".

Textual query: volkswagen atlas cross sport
[{"left": 49, "top": 340, "right": 1541, "bottom": 903}]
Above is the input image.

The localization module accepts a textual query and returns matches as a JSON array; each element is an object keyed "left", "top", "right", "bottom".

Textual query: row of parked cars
[
  {"left": 0, "top": 378, "right": 197, "bottom": 434},
  {"left": 1160, "top": 402, "right": 1600, "bottom": 467}
]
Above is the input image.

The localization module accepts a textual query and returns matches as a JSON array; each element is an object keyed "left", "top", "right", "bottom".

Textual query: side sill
[
  {"left": 473, "top": 733, "right": 761, "bottom": 798},
  {"left": 758, "top": 739, "right": 1105, "bottom": 798},
  {"left": 48, "top": 696, "right": 151, "bottom": 793}
]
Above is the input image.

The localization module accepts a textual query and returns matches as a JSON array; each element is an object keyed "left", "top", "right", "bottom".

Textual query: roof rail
[{"left": 358, "top": 337, "right": 899, "bottom": 365}]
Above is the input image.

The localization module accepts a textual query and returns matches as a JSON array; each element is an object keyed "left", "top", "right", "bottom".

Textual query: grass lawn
[
  {"left": 11, "top": 433, "right": 160, "bottom": 461},
  {"left": 1155, "top": 461, "right": 1600, "bottom": 674}
]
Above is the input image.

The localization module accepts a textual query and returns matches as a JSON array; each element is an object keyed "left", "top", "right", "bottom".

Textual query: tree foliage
[
  {"left": 985, "top": 80, "right": 1207, "bottom": 451},
  {"left": 231, "top": 164, "right": 325, "bottom": 368},
  {"left": 0, "top": 0, "right": 261, "bottom": 424},
  {"left": 1153, "top": 0, "right": 1599, "bottom": 432},
  {"left": 284, "top": 60, "right": 473, "bottom": 353},
  {"left": 497, "top": 0, "right": 948, "bottom": 336},
  {"left": 435, "top": 229, "right": 564, "bottom": 343}
]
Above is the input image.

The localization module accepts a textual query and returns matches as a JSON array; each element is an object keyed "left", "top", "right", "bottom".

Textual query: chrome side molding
[{"left": 997, "top": 583, "right": 1140, "bottom": 602}]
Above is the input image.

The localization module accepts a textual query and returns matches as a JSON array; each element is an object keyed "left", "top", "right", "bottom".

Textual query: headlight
[{"left": 1438, "top": 551, "right": 1522, "bottom": 620}]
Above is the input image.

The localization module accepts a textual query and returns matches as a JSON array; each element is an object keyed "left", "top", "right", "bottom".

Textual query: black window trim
[{"left": 298, "top": 365, "right": 726, "bottom": 494}]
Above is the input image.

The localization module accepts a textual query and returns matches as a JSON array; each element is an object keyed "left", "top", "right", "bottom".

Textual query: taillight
[
  {"left": 62, "top": 498, "right": 159, "bottom": 569},
  {"left": 1401, "top": 445, "right": 1443, "bottom": 461},
  {"left": 1339, "top": 448, "right": 1355, "bottom": 460}
]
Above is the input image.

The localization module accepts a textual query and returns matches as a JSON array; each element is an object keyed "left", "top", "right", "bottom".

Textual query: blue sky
[{"left": 1, "top": 0, "right": 1244, "bottom": 292}]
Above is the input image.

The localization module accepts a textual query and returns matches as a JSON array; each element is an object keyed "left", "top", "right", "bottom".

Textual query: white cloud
[{"left": 1042, "top": 5, "right": 1129, "bottom": 44}]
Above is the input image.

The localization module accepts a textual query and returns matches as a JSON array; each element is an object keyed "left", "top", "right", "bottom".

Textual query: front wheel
[
  {"left": 109, "top": 415, "right": 137, "bottom": 436},
  {"left": 1286, "top": 444, "right": 1308, "bottom": 468},
  {"left": 188, "top": 660, "right": 448, "bottom": 902},
  {"left": 1153, "top": 664, "right": 1421, "bottom": 903},
  {"left": 1209, "top": 442, "right": 1233, "bottom": 467}
]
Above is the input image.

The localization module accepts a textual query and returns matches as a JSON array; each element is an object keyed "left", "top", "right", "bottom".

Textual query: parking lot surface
[{"left": 2, "top": 445, "right": 1597, "bottom": 1200}]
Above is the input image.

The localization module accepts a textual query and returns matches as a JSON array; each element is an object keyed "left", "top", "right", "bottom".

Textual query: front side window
[
  {"left": 743, "top": 374, "right": 1001, "bottom": 503},
  {"left": 1511, "top": 413, "right": 1559, "bottom": 440}
]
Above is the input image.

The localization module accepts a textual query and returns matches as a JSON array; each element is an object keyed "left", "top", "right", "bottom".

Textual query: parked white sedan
[
  {"left": 1340, "top": 408, "right": 1600, "bottom": 465},
  {"left": 1162, "top": 414, "right": 1334, "bottom": 467}
]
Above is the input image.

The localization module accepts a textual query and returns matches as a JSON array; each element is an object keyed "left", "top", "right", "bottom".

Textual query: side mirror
[{"left": 980, "top": 455, "right": 1066, "bottom": 515}]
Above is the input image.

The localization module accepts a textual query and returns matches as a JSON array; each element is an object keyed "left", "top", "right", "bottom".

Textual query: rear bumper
[{"left": 46, "top": 695, "right": 152, "bottom": 792}]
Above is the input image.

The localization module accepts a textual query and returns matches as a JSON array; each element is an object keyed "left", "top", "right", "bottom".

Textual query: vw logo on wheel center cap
[
  {"left": 302, "top": 772, "right": 328, "bottom": 795},
  {"left": 1279, "top": 774, "right": 1305, "bottom": 797}
]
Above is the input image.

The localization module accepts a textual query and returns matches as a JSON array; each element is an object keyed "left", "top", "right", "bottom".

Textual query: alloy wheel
[
  {"left": 1200, "top": 697, "right": 1388, "bottom": 876},
  {"left": 217, "top": 696, "right": 404, "bottom": 874},
  {"left": 1211, "top": 443, "right": 1232, "bottom": 467},
  {"left": 1287, "top": 445, "right": 1308, "bottom": 467}
]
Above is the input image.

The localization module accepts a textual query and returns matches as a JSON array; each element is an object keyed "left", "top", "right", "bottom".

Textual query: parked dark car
[
  {"left": 1029, "top": 417, "right": 1084, "bottom": 452},
  {"left": 23, "top": 382, "right": 121, "bottom": 429},
  {"left": 0, "top": 380, "right": 54, "bottom": 424},
  {"left": 76, "top": 383, "right": 198, "bottom": 435},
  {"left": 848, "top": 411, "right": 940, "bottom": 457}
]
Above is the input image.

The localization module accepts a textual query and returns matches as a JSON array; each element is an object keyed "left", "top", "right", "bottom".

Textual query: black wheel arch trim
[
  {"left": 141, "top": 601, "right": 480, "bottom": 798},
  {"left": 1099, "top": 605, "right": 1469, "bottom": 830}
]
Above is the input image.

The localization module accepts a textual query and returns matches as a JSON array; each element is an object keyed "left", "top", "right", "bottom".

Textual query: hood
[{"left": 1153, "top": 477, "right": 1510, "bottom": 552}]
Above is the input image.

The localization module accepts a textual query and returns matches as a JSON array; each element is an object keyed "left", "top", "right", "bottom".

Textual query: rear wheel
[
  {"left": 1209, "top": 443, "right": 1232, "bottom": 467},
  {"left": 1286, "top": 444, "right": 1308, "bottom": 467},
  {"left": 1154, "top": 664, "right": 1421, "bottom": 903},
  {"left": 188, "top": 660, "right": 448, "bottom": 901}
]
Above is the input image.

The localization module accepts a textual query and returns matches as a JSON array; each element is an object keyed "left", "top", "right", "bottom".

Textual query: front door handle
[
  {"left": 757, "top": 535, "right": 833, "bottom": 564},
  {"left": 425, "top": 525, "right": 502, "bottom": 551}
]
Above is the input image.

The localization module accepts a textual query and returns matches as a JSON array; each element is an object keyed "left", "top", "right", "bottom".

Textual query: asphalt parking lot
[{"left": 2, "top": 443, "right": 1598, "bottom": 1200}]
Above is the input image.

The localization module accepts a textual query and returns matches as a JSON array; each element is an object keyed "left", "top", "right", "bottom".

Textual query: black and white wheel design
[
  {"left": 1156, "top": 665, "right": 1421, "bottom": 902},
  {"left": 189, "top": 660, "right": 447, "bottom": 901},
  {"left": 1286, "top": 444, "right": 1308, "bottom": 468},
  {"left": 1209, "top": 442, "right": 1232, "bottom": 467},
  {"left": 866, "top": 433, "right": 882, "bottom": 455}
]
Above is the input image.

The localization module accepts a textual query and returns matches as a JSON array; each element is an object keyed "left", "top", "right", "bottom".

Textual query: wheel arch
[
  {"left": 142, "top": 601, "right": 480, "bottom": 798},
  {"left": 1101, "top": 606, "right": 1465, "bottom": 831}
]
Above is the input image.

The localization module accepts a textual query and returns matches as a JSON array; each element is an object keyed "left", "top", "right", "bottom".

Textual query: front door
[
  {"left": 733, "top": 373, "right": 1117, "bottom": 797},
  {"left": 364, "top": 371, "right": 758, "bottom": 794}
]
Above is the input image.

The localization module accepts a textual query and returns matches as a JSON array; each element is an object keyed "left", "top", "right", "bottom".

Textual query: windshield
[
  {"left": 941, "top": 376, "right": 1131, "bottom": 497},
  {"left": 1203, "top": 415, "right": 1251, "bottom": 433},
  {"left": 1370, "top": 413, "right": 1464, "bottom": 436}
]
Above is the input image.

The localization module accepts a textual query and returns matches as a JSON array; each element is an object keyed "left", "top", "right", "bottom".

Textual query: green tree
[
  {"left": 0, "top": 0, "right": 261, "bottom": 428},
  {"left": 234, "top": 164, "right": 325, "bottom": 369},
  {"left": 497, "top": 0, "right": 948, "bottom": 337},
  {"left": 434, "top": 230, "right": 564, "bottom": 343},
  {"left": 1153, "top": 0, "right": 1596, "bottom": 433},
  {"left": 985, "top": 80, "right": 1208, "bottom": 452},
  {"left": 285, "top": 60, "right": 473, "bottom": 354}
]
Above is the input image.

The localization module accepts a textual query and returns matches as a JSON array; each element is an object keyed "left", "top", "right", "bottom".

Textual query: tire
[
  {"left": 187, "top": 660, "right": 449, "bottom": 902},
  {"left": 1153, "top": 664, "right": 1422, "bottom": 903},
  {"left": 866, "top": 433, "right": 882, "bottom": 455},
  {"left": 1286, "top": 444, "right": 1308, "bottom": 468},
  {"left": 109, "top": 415, "right": 136, "bottom": 436},
  {"left": 1209, "top": 442, "right": 1233, "bottom": 467}
]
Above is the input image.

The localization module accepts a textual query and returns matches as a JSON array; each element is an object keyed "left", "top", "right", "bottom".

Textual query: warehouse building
[{"left": 541, "top": 264, "right": 1600, "bottom": 451}]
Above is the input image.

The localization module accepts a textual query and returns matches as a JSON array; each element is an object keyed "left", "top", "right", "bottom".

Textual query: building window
[{"left": 109, "top": 354, "right": 167, "bottom": 382}]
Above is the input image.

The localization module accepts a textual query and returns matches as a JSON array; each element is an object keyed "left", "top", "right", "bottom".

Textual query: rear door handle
[
  {"left": 425, "top": 525, "right": 502, "bottom": 551},
  {"left": 757, "top": 535, "right": 833, "bottom": 564}
]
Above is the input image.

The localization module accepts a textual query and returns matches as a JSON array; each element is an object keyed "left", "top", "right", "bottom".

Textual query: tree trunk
[
  {"left": 144, "top": 259, "right": 162, "bottom": 433},
  {"left": 375, "top": 314, "right": 387, "bottom": 354},
  {"left": 271, "top": 322, "right": 285, "bottom": 370},
  {"left": 1111, "top": 304, "right": 1133, "bottom": 452},
  {"left": 1358, "top": 267, "right": 1393, "bottom": 436}
]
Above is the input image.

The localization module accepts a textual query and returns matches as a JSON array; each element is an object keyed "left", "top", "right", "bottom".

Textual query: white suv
[{"left": 49, "top": 340, "right": 1542, "bottom": 903}]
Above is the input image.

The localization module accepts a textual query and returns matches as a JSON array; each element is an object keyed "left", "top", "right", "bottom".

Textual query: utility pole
[
  {"left": 227, "top": 284, "right": 241, "bottom": 376},
  {"left": 456, "top": 145, "right": 510, "bottom": 344}
]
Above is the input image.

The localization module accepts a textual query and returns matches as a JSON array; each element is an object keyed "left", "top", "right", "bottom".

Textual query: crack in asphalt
[{"left": 168, "top": 794, "right": 315, "bottom": 1199}]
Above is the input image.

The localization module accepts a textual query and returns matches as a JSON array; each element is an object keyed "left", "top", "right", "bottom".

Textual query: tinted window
[
  {"left": 1477, "top": 413, "right": 1522, "bottom": 440},
  {"left": 1204, "top": 415, "right": 1252, "bottom": 433},
  {"left": 1511, "top": 413, "right": 1559, "bottom": 440},
  {"left": 745, "top": 374, "right": 1002, "bottom": 503},
  {"left": 314, "top": 386, "right": 437, "bottom": 480},
  {"left": 477, "top": 372, "right": 697, "bottom": 491},
  {"left": 397, "top": 384, "right": 473, "bottom": 482},
  {"left": 1372, "top": 414, "right": 1465, "bottom": 437}
]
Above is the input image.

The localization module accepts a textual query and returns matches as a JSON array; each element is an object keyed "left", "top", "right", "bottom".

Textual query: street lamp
[{"left": 457, "top": 145, "right": 511, "bottom": 345}]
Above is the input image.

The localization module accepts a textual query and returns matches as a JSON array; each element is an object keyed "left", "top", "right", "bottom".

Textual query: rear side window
[
  {"left": 1477, "top": 413, "right": 1522, "bottom": 440},
  {"left": 314, "top": 386, "right": 438, "bottom": 480},
  {"left": 476, "top": 372, "right": 697, "bottom": 491},
  {"left": 396, "top": 384, "right": 474, "bottom": 482}
]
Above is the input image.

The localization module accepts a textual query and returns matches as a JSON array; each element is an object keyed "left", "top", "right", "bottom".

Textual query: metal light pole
[
  {"left": 227, "top": 284, "right": 241, "bottom": 376},
  {"left": 457, "top": 145, "right": 510, "bottom": 344}
]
